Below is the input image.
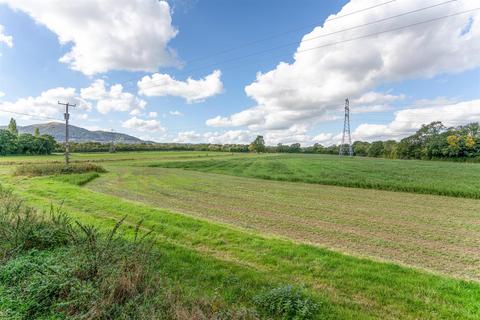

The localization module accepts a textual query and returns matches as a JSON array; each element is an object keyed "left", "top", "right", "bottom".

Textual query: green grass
[
  {"left": 0, "top": 187, "right": 263, "bottom": 319},
  {"left": 152, "top": 154, "right": 480, "bottom": 199},
  {"left": 86, "top": 166, "right": 480, "bottom": 281},
  {"left": 3, "top": 174, "right": 480, "bottom": 319},
  {"left": 52, "top": 172, "right": 101, "bottom": 186},
  {"left": 0, "top": 151, "right": 239, "bottom": 165}
]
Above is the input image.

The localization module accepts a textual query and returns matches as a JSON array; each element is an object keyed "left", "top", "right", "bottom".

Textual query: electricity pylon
[{"left": 339, "top": 98, "right": 353, "bottom": 156}]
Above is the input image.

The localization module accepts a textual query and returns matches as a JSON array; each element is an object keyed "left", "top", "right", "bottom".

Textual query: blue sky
[{"left": 0, "top": 0, "right": 479, "bottom": 145}]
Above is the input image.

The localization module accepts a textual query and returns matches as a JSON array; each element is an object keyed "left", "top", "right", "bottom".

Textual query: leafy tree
[
  {"left": 7, "top": 118, "right": 18, "bottom": 136},
  {"left": 288, "top": 143, "right": 301, "bottom": 153},
  {"left": 383, "top": 140, "right": 397, "bottom": 159},
  {"left": 353, "top": 141, "right": 370, "bottom": 156},
  {"left": 367, "top": 141, "right": 384, "bottom": 158},
  {"left": 249, "top": 135, "right": 266, "bottom": 153},
  {"left": 0, "top": 130, "right": 18, "bottom": 155},
  {"left": 34, "top": 127, "right": 40, "bottom": 137},
  {"left": 465, "top": 135, "right": 476, "bottom": 150}
]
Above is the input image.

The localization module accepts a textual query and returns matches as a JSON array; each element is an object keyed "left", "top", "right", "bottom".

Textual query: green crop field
[
  {"left": 1, "top": 151, "right": 479, "bottom": 319},
  {"left": 154, "top": 154, "right": 480, "bottom": 199}
]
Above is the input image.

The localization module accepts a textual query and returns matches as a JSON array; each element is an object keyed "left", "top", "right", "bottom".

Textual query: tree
[
  {"left": 7, "top": 118, "right": 18, "bottom": 136},
  {"left": 382, "top": 140, "right": 398, "bottom": 159},
  {"left": 0, "top": 129, "right": 17, "bottom": 155},
  {"left": 352, "top": 141, "right": 370, "bottom": 156},
  {"left": 34, "top": 127, "right": 40, "bottom": 137},
  {"left": 248, "top": 135, "right": 266, "bottom": 153},
  {"left": 367, "top": 141, "right": 384, "bottom": 158},
  {"left": 288, "top": 143, "right": 301, "bottom": 153}
]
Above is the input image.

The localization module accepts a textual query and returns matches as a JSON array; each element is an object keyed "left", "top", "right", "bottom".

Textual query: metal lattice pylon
[{"left": 339, "top": 98, "right": 353, "bottom": 156}]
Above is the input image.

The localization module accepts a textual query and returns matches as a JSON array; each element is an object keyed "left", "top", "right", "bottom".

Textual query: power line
[
  {"left": 119, "top": 0, "right": 401, "bottom": 87},
  {"left": 297, "top": 7, "right": 478, "bottom": 55},
  {"left": 186, "top": 0, "right": 398, "bottom": 64},
  {"left": 138, "top": 2, "right": 472, "bottom": 92},
  {"left": 0, "top": 109, "right": 63, "bottom": 122}
]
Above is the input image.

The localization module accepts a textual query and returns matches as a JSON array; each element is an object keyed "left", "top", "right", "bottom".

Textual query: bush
[
  {"left": 14, "top": 162, "right": 106, "bottom": 176},
  {"left": 253, "top": 285, "right": 319, "bottom": 320}
]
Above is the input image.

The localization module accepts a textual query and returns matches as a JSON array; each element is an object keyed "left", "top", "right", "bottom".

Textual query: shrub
[
  {"left": 14, "top": 162, "right": 106, "bottom": 176},
  {"left": 253, "top": 285, "right": 319, "bottom": 320}
]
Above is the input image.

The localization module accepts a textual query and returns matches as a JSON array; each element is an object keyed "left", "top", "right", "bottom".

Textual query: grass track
[
  {"left": 153, "top": 154, "right": 480, "bottom": 199},
  {"left": 4, "top": 175, "right": 480, "bottom": 320}
]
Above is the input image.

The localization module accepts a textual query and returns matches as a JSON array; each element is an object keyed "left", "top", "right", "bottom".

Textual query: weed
[{"left": 253, "top": 285, "right": 319, "bottom": 320}]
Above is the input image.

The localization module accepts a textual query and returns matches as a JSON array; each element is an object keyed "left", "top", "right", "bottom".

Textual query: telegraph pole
[
  {"left": 58, "top": 101, "right": 76, "bottom": 165},
  {"left": 339, "top": 98, "right": 353, "bottom": 156},
  {"left": 109, "top": 129, "right": 116, "bottom": 153}
]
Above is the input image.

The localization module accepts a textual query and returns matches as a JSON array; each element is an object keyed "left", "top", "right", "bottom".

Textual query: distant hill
[{"left": 2, "top": 122, "right": 145, "bottom": 144}]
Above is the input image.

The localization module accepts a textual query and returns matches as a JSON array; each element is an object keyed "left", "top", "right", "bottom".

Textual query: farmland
[
  {"left": 154, "top": 154, "right": 480, "bottom": 199},
  {"left": 1, "top": 151, "right": 479, "bottom": 319}
]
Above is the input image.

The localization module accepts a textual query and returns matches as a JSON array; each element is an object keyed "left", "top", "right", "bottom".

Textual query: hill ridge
[{"left": 1, "top": 122, "right": 144, "bottom": 144}]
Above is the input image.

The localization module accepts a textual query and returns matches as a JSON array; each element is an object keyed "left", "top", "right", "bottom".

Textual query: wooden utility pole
[
  {"left": 58, "top": 101, "right": 76, "bottom": 165},
  {"left": 109, "top": 129, "right": 116, "bottom": 153}
]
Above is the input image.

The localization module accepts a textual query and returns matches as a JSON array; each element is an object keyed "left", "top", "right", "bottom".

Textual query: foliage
[
  {"left": 254, "top": 285, "right": 319, "bottom": 320},
  {"left": 51, "top": 121, "right": 480, "bottom": 162},
  {"left": 0, "top": 187, "right": 259, "bottom": 319},
  {"left": 0, "top": 128, "right": 56, "bottom": 156},
  {"left": 0, "top": 130, "right": 18, "bottom": 155},
  {"left": 7, "top": 118, "right": 18, "bottom": 136},
  {"left": 14, "top": 162, "right": 106, "bottom": 176},
  {"left": 249, "top": 135, "right": 266, "bottom": 153}
]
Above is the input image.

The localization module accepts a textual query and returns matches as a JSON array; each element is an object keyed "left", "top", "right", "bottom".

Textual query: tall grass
[
  {"left": 53, "top": 172, "right": 101, "bottom": 186},
  {"left": 0, "top": 186, "right": 320, "bottom": 319},
  {"left": 153, "top": 155, "right": 480, "bottom": 199},
  {"left": 0, "top": 187, "right": 265, "bottom": 319},
  {"left": 14, "top": 162, "right": 106, "bottom": 177}
]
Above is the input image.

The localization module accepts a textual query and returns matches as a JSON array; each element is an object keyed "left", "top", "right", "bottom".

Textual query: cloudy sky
[{"left": 0, "top": 0, "right": 478, "bottom": 145}]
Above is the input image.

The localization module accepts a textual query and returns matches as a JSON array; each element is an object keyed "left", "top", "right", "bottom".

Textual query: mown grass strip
[{"left": 7, "top": 175, "right": 480, "bottom": 320}]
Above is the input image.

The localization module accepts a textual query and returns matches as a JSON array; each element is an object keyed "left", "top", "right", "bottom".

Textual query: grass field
[
  {"left": 1, "top": 151, "right": 479, "bottom": 319},
  {"left": 87, "top": 166, "right": 480, "bottom": 281},
  {"left": 153, "top": 154, "right": 480, "bottom": 199}
]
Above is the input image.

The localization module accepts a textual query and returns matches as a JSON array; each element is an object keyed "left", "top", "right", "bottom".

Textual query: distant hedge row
[{"left": 60, "top": 121, "right": 480, "bottom": 162}]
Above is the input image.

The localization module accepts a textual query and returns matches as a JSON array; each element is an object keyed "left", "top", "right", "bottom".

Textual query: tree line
[
  {"left": 62, "top": 121, "right": 479, "bottom": 161},
  {"left": 0, "top": 119, "right": 56, "bottom": 155},
  {"left": 2, "top": 118, "right": 478, "bottom": 161}
]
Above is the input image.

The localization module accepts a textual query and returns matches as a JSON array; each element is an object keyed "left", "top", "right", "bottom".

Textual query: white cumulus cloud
[
  {"left": 81, "top": 80, "right": 146, "bottom": 114},
  {"left": 0, "top": 0, "right": 178, "bottom": 75},
  {"left": 353, "top": 99, "right": 480, "bottom": 141},
  {"left": 138, "top": 70, "right": 223, "bottom": 103},
  {"left": 207, "top": 0, "right": 480, "bottom": 131},
  {"left": 0, "top": 87, "right": 91, "bottom": 121},
  {"left": 122, "top": 117, "right": 165, "bottom": 132}
]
